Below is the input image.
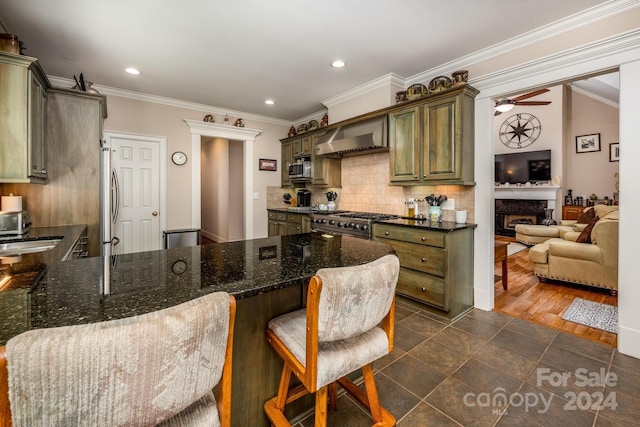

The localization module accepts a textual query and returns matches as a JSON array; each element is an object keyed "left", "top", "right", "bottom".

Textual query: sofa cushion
[
  {"left": 576, "top": 207, "right": 595, "bottom": 224},
  {"left": 515, "top": 224, "right": 559, "bottom": 238},
  {"left": 593, "top": 205, "right": 618, "bottom": 219},
  {"left": 575, "top": 216, "right": 599, "bottom": 243},
  {"left": 529, "top": 238, "right": 575, "bottom": 264}
]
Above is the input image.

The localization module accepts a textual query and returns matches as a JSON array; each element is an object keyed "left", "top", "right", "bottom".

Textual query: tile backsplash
[{"left": 267, "top": 152, "right": 475, "bottom": 223}]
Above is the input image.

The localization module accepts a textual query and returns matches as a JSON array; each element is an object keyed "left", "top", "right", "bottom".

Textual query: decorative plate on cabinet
[
  {"left": 297, "top": 123, "right": 308, "bottom": 134},
  {"left": 308, "top": 120, "right": 319, "bottom": 131},
  {"left": 406, "top": 83, "right": 428, "bottom": 100}
]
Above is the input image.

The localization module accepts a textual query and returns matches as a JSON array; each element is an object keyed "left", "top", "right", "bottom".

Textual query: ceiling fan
[{"left": 494, "top": 88, "right": 551, "bottom": 115}]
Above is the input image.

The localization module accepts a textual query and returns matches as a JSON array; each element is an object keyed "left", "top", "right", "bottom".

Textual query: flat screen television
[{"left": 495, "top": 149, "right": 551, "bottom": 184}]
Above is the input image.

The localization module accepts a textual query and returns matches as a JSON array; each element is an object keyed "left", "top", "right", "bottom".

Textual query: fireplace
[{"left": 495, "top": 199, "right": 547, "bottom": 236}]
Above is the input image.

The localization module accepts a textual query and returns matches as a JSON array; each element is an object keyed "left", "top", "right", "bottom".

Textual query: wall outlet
[
  {"left": 253, "top": 192, "right": 259, "bottom": 200},
  {"left": 441, "top": 199, "right": 455, "bottom": 210}
]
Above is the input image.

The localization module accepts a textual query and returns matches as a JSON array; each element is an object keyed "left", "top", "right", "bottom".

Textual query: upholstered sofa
[
  {"left": 528, "top": 205, "right": 619, "bottom": 293},
  {"left": 515, "top": 220, "right": 589, "bottom": 245}
]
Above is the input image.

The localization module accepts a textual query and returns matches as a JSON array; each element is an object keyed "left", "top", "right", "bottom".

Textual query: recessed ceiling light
[
  {"left": 265, "top": 99, "right": 275, "bottom": 105},
  {"left": 331, "top": 60, "right": 346, "bottom": 68},
  {"left": 125, "top": 67, "right": 141, "bottom": 75}
]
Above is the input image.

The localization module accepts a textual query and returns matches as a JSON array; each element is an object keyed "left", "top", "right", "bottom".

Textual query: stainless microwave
[{"left": 288, "top": 159, "right": 311, "bottom": 181}]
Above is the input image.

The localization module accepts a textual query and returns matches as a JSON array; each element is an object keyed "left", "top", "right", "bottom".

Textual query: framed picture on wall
[
  {"left": 575, "top": 133, "right": 601, "bottom": 153},
  {"left": 259, "top": 159, "right": 277, "bottom": 171},
  {"left": 609, "top": 143, "right": 620, "bottom": 162}
]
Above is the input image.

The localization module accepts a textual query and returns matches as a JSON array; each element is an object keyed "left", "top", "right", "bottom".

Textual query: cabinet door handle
[
  {"left": 421, "top": 258, "right": 426, "bottom": 262},
  {"left": 385, "top": 231, "right": 389, "bottom": 235},
  {"left": 421, "top": 287, "right": 426, "bottom": 292},
  {"left": 414, "top": 175, "right": 418, "bottom": 178},
  {"left": 421, "top": 237, "right": 426, "bottom": 241}
]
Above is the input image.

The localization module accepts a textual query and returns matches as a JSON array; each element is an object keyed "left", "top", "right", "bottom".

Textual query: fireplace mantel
[{"left": 494, "top": 185, "right": 560, "bottom": 204}]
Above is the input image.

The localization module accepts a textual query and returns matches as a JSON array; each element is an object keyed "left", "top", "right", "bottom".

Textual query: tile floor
[{"left": 293, "top": 297, "right": 640, "bottom": 427}]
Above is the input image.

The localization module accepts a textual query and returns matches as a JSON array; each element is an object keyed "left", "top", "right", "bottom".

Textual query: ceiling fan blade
[
  {"left": 512, "top": 88, "right": 550, "bottom": 102},
  {"left": 514, "top": 101, "right": 552, "bottom": 106}
]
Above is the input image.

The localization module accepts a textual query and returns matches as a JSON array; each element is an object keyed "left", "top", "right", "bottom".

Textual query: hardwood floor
[{"left": 493, "top": 236, "right": 618, "bottom": 348}]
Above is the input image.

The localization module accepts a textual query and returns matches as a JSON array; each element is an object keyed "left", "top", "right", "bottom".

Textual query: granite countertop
[
  {"left": 376, "top": 218, "right": 477, "bottom": 231},
  {"left": 0, "top": 232, "right": 394, "bottom": 345}
]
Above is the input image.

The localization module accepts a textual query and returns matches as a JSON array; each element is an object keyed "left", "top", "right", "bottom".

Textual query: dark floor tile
[
  {"left": 398, "top": 312, "right": 448, "bottom": 337},
  {"left": 526, "top": 360, "right": 606, "bottom": 397},
  {"left": 505, "top": 318, "right": 559, "bottom": 344},
  {"left": 607, "top": 365, "right": 640, "bottom": 397},
  {"left": 431, "top": 326, "right": 489, "bottom": 355},
  {"left": 299, "top": 394, "right": 371, "bottom": 427},
  {"left": 551, "top": 331, "right": 614, "bottom": 363},
  {"left": 381, "top": 353, "right": 447, "bottom": 399},
  {"left": 593, "top": 388, "right": 640, "bottom": 426},
  {"left": 410, "top": 339, "right": 470, "bottom": 376},
  {"left": 426, "top": 377, "right": 501, "bottom": 427},
  {"left": 452, "top": 315, "right": 504, "bottom": 339},
  {"left": 611, "top": 350, "right": 640, "bottom": 372},
  {"left": 474, "top": 342, "right": 538, "bottom": 381},
  {"left": 489, "top": 328, "right": 550, "bottom": 360},
  {"left": 374, "top": 372, "right": 422, "bottom": 421},
  {"left": 373, "top": 346, "right": 405, "bottom": 371},
  {"left": 495, "top": 409, "right": 543, "bottom": 426},
  {"left": 393, "top": 323, "right": 430, "bottom": 352},
  {"left": 395, "top": 304, "right": 416, "bottom": 323},
  {"left": 398, "top": 402, "right": 462, "bottom": 426},
  {"left": 464, "top": 308, "right": 513, "bottom": 328},
  {"left": 506, "top": 382, "right": 596, "bottom": 427},
  {"left": 540, "top": 345, "right": 609, "bottom": 381},
  {"left": 453, "top": 358, "right": 522, "bottom": 396}
]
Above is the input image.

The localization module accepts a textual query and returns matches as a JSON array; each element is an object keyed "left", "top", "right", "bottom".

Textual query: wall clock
[
  {"left": 172, "top": 151, "right": 187, "bottom": 165},
  {"left": 499, "top": 113, "right": 542, "bottom": 149}
]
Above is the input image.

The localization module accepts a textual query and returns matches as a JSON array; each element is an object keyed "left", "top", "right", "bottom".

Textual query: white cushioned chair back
[
  {"left": 315, "top": 254, "right": 399, "bottom": 342},
  {"left": 7, "top": 292, "right": 231, "bottom": 427}
]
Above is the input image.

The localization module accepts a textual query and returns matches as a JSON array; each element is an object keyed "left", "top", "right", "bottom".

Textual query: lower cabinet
[
  {"left": 268, "top": 211, "right": 311, "bottom": 237},
  {"left": 63, "top": 227, "right": 89, "bottom": 261},
  {"left": 373, "top": 223, "right": 474, "bottom": 319}
]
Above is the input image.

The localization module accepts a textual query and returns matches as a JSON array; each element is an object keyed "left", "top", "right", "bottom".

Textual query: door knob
[{"left": 152, "top": 211, "right": 158, "bottom": 216}]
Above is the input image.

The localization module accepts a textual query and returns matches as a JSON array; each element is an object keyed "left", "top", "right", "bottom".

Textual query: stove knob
[
  {"left": 338, "top": 222, "right": 344, "bottom": 227},
  {"left": 312, "top": 219, "right": 318, "bottom": 223},
  {"left": 328, "top": 220, "right": 335, "bottom": 225},
  {"left": 345, "top": 223, "right": 352, "bottom": 229},
  {"left": 361, "top": 225, "right": 369, "bottom": 232},
  {"left": 353, "top": 224, "right": 360, "bottom": 230}
]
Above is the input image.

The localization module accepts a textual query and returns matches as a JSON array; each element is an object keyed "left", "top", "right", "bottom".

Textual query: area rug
[
  {"left": 562, "top": 298, "right": 618, "bottom": 334},
  {"left": 507, "top": 242, "right": 528, "bottom": 256}
]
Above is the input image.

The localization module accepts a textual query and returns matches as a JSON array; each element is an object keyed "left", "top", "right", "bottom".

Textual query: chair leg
[
  {"left": 328, "top": 382, "right": 338, "bottom": 411},
  {"left": 314, "top": 386, "right": 328, "bottom": 427},
  {"left": 362, "top": 365, "right": 382, "bottom": 423},
  {"left": 275, "top": 365, "right": 293, "bottom": 411}
]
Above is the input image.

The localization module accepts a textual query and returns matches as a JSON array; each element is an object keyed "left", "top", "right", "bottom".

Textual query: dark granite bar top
[
  {"left": 376, "top": 218, "right": 478, "bottom": 232},
  {"left": 0, "top": 232, "right": 394, "bottom": 345}
]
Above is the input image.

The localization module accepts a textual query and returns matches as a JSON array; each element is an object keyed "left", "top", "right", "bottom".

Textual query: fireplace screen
[{"left": 495, "top": 199, "right": 546, "bottom": 236}]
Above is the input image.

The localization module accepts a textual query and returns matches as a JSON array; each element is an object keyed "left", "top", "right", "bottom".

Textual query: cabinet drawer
[
  {"left": 378, "top": 238, "right": 445, "bottom": 277},
  {"left": 374, "top": 224, "right": 444, "bottom": 247},
  {"left": 276, "top": 213, "right": 287, "bottom": 221},
  {"left": 396, "top": 267, "right": 446, "bottom": 309},
  {"left": 268, "top": 211, "right": 277, "bottom": 220},
  {"left": 287, "top": 214, "right": 302, "bottom": 224}
]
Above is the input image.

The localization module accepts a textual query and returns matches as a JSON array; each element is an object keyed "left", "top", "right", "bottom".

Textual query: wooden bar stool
[
  {"left": 0, "top": 292, "right": 236, "bottom": 427},
  {"left": 264, "top": 254, "right": 400, "bottom": 427}
]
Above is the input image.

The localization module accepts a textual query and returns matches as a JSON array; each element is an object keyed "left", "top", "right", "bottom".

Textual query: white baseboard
[{"left": 618, "top": 326, "right": 640, "bottom": 359}]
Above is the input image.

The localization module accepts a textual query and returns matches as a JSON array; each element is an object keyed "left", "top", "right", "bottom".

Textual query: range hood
[{"left": 315, "top": 116, "right": 388, "bottom": 158}]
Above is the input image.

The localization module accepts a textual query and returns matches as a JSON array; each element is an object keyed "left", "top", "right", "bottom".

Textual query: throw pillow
[
  {"left": 575, "top": 216, "right": 599, "bottom": 243},
  {"left": 576, "top": 207, "right": 595, "bottom": 224}
]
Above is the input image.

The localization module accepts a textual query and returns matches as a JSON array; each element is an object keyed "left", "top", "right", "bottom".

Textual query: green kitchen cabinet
[
  {"left": 389, "top": 85, "right": 478, "bottom": 186},
  {"left": 373, "top": 223, "right": 474, "bottom": 319},
  {"left": 281, "top": 140, "right": 293, "bottom": 187},
  {"left": 0, "top": 52, "right": 50, "bottom": 183},
  {"left": 268, "top": 211, "right": 310, "bottom": 236},
  {"left": 310, "top": 132, "right": 341, "bottom": 187}
]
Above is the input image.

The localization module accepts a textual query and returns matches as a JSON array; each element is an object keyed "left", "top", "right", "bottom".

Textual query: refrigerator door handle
[{"left": 111, "top": 168, "right": 120, "bottom": 224}]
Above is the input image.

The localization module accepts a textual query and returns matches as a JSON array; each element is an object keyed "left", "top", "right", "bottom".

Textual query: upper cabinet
[
  {"left": 389, "top": 85, "right": 478, "bottom": 186},
  {"left": 0, "top": 52, "right": 51, "bottom": 183},
  {"left": 281, "top": 139, "right": 293, "bottom": 187},
  {"left": 280, "top": 131, "right": 341, "bottom": 188}
]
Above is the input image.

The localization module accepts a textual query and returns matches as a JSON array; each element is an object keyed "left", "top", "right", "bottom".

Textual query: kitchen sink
[{"left": 0, "top": 238, "right": 62, "bottom": 256}]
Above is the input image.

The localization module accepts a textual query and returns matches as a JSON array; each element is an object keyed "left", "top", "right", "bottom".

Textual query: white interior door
[{"left": 111, "top": 136, "right": 162, "bottom": 254}]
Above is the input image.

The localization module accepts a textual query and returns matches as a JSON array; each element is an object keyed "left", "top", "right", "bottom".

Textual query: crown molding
[
  {"left": 321, "top": 73, "right": 406, "bottom": 108},
  {"left": 406, "top": 0, "right": 639, "bottom": 86},
  {"left": 47, "top": 76, "right": 291, "bottom": 127},
  {"left": 292, "top": 109, "right": 328, "bottom": 127},
  {"left": 470, "top": 28, "right": 640, "bottom": 95},
  {"left": 184, "top": 119, "right": 262, "bottom": 141},
  {"left": 571, "top": 84, "right": 620, "bottom": 109}
]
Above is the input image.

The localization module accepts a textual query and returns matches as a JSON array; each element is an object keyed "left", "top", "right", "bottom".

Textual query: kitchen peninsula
[{"left": 0, "top": 232, "right": 394, "bottom": 426}]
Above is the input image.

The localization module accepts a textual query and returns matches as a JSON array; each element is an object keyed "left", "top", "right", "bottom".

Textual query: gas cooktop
[{"left": 310, "top": 210, "right": 399, "bottom": 238}]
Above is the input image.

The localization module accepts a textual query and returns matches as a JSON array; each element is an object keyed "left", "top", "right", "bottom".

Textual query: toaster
[{"left": 0, "top": 211, "right": 31, "bottom": 236}]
